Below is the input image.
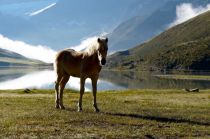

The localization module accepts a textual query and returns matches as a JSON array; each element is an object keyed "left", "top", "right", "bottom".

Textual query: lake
[{"left": 0, "top": 67, "right": 210, "bottom": 91}]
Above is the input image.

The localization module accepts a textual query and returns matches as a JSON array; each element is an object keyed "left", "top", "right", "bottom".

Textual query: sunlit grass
[{"left": 0, "top": 89, "right": 210, "bottom": 138}]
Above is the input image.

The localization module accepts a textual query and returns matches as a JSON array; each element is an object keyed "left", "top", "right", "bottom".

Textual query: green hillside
[
  {"left": 0, "top": 48, "right": 47, "bottom": 67},
  {"left": 107, "top": 10, "right": 210, "bottom": 71}
]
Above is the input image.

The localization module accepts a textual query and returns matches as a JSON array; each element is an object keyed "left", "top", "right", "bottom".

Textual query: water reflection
[
  {"left": 0, "top": 70, "right": 54, "bottom": 90},
  {"left": 0, "top": 70, "right": 93, "bottom": 91},
  {"left": 100, "top": 70, "right": 210, "bottom": 89},
  {"left": 0, "top": 68, "right": 124, "bottom": 91},
  {"left": 0, "top": 68, "right": 210, "bottom": 90}
]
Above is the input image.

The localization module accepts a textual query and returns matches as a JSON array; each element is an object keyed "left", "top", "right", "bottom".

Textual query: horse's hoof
[
  {"left": 55, "top": 105, "right": 59, "bottom": 109},
  {"left": 60, "top": 105, "right": 65, "bottom": 110},
  {"left": 93, "top": 105, "right": 100, "bottom": 113},
  {"left": 77, "top": 108, "right": 82, "bottom": 112},
  {"left": 95, "top": 109, "right": 100, "bottom": 113}
]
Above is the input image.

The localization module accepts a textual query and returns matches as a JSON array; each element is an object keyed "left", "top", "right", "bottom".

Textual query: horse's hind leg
[
  {"left": 55, "top": 74, "right": 62, "bottom": 109},
  {"left": 59, "top": 75, "right": 70, "bottom": 109}
]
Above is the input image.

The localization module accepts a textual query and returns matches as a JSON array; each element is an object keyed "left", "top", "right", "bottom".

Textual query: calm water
[{"left": 0, "top": 67, "right": 210, "bottom": 91}]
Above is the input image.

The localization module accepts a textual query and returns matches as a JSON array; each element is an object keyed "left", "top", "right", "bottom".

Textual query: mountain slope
[
  {"left": 108, "top": 0, "right": 210, "bottom": 52},
  {"left": 0, "top": 48, "right": 46, "bottom": 66},
  {"left": 107, "top": 10, "right": 210, "bottom": 71}
]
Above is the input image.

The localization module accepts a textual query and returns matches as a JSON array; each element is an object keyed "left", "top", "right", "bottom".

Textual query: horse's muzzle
[{"left": 101, "top": 58, "right": 106, "bottom": 65}]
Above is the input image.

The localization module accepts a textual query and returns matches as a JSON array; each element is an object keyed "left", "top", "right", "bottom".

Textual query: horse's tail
[
  {"left": 54, "top": 51, "right": 63, "bottom": 76},
  {"left": 54, "top": 50, "right": 67, "bottom": 76},
  {"left": 54, "top": 53, "right": 59, "bottom": 75}
]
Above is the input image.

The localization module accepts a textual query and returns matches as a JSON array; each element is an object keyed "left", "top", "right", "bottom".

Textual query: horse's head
[{"left": 97, "top": 38, "right": 108, "bottom": 66}]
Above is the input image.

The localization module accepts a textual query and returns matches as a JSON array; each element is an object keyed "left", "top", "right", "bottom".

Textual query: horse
[{"left": 54, "top": 37, "right": 108, "bottom": 112}]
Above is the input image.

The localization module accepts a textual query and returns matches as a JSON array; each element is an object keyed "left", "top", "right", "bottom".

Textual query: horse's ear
[
  {"left": 97, "top": 38, "right": 101, "bottom": 43},
  {"left": 105, "top": 38, "right": 108, "bottom": 43}
]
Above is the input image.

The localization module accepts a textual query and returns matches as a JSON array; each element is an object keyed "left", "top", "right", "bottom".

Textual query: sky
[
  {"left": 0, "top": 0, "right": 210, "bottom": 63},
  {"left": 0, "top": 0, "right": 58, "bottom": 18}
]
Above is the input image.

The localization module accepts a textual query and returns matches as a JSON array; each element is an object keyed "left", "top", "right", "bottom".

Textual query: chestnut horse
[{"left": 54, "top": 38, "right": 108, "bottom": 112}]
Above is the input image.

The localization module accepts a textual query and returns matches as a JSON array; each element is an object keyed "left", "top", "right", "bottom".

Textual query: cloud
[
  {"left": 0, "top": 32, "right": 109, "bottom": 63},
  {"left": 169, "top": 3, "right": 210, "bottom": 27},
  {"left": 0, "top": 34, "right": 56, "bottom": 63},
  {"left": 69, "top": 32, "right": 108, "bottom": 51},
  {"left": 29, "top": 2, "right": 56, "bottom": 16}
]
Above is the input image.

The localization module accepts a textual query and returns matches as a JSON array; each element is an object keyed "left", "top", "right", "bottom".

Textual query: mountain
[
  {"left": 108, "top": 0, "right": 210, "bottom": 52},
  {"left": 0, "top": 0, "right": 169, "bottom": 50},
  {"left": 107, "top": 10, "right": 210, "bottom": 71},
  {"left": 0, "top": 48, "right": 46, "bottom": 66}
]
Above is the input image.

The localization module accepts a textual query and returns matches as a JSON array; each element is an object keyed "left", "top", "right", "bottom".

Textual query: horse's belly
[{"left": 63, "top": 62, "right": 81, "bottom": 77}]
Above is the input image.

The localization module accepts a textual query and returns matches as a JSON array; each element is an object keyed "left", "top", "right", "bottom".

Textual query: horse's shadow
[
  {"left": 63, "top": 107, "right": 209, "bottom": 126},
  {"left": 103, "top": 112, "right": 210, "bottom": 126}
]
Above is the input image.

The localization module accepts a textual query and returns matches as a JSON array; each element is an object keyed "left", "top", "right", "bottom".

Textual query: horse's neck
[
  {"left": 82, "top": 51, "right": 101, "bottom": 73},
  {"left": 89, "top": 52, "right": 99, "bottom": 63},
  {"left": 84, "top": 51, "right": 100, "bottom": 64}
]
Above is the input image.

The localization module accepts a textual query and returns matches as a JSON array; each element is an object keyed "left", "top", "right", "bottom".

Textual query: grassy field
[
  {"left": 155, "top": 74, "right": 210, "bottom": 81},
  {"left": 0, "top": 89, "right": 210, "bottom": 138}
]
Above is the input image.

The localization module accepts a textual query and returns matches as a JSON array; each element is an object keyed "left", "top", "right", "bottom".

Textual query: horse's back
[
  {"left": 55, "top": 49, "right": 83, "bottom": 76},
  {"left": 55, "top": 49, "right": 82, "bottom": 61}
]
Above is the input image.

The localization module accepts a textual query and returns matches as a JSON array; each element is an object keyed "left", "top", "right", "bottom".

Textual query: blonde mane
[{"left": 83, "top": 39, "right": 99, "bottom": 56}]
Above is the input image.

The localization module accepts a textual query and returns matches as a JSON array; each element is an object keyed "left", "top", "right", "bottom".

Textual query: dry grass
[{"left": 0, "top": 89, "right": 210, "bottom": 138}]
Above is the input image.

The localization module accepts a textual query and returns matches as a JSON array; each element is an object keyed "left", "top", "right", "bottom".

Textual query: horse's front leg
[
  {"left": 91, "top": 75, "right": 100, "bottom": 112},
  {"left": 78, "top": 76, "right": 86, "bottom": 112}
]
